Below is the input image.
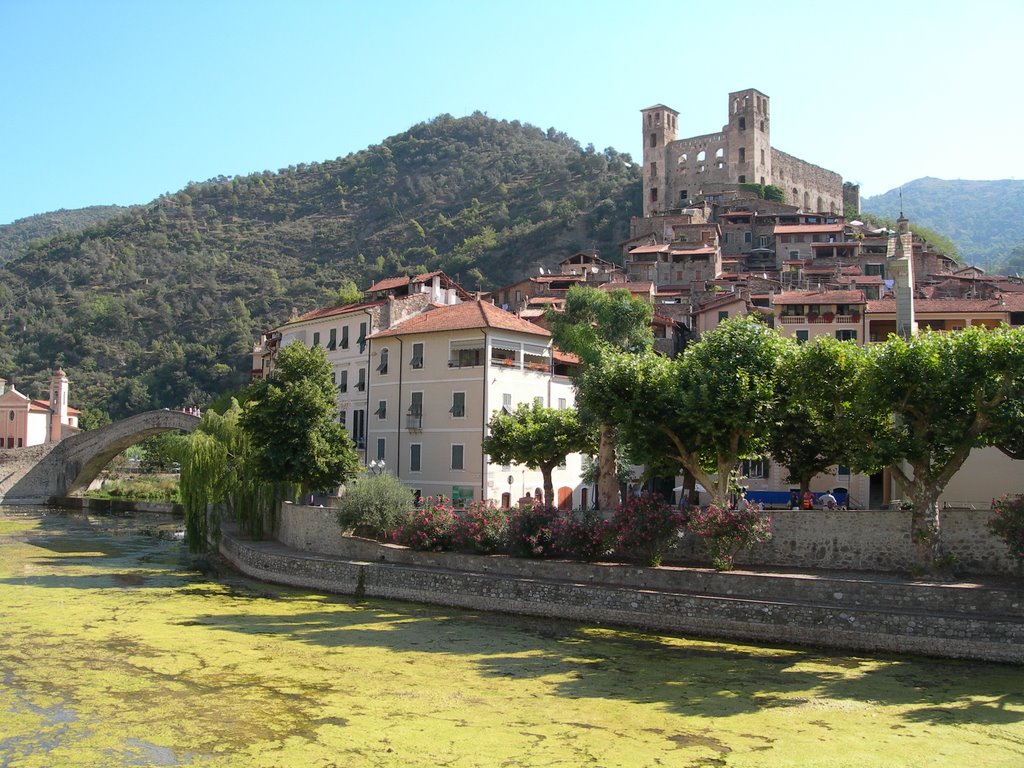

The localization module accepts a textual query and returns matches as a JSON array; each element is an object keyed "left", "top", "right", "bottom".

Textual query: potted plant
[
  {"left": 822, "top": 311, "right": 835, "bottom": 323},
  {"left": 807, "top": 311, "right": 819, "bottom": 322}
]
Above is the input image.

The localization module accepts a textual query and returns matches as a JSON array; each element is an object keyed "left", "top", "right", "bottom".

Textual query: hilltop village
[{"left": 250, "top": 88, "right": 1024, "bottom": 512}]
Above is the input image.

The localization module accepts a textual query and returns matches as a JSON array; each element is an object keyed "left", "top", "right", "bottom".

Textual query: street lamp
[{"left": 368, "top": 459, "right": 386, "bottom": 475}]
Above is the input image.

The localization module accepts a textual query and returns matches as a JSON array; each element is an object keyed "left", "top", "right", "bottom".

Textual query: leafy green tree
[
  {"left": 241, "top": 342, "right": 360, "bottom": 497},
  {"left": 138, "top": 431, "right": 187, "bottom": 473},
  {"left": 768, "top": 337, "right": 867, "bottom": 495},
  {"left": 583, "top": 316, "right": 790, "bottom": 508},
  {"left": 547, "top": 286, "right": 653, "bottom": 510},
  {"left": 482, "top": 401, "right": 596, "bottom": 507},
  {"left": 849, "top": 326, "right": 1024, "bottom": 571},
  {"left": 334, "top": 279, "right": 363, "bottom": 306}
]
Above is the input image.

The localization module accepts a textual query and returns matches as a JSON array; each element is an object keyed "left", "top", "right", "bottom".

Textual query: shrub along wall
[{"left": 278, "top": 504, "right": 1019, "bottom": 576}]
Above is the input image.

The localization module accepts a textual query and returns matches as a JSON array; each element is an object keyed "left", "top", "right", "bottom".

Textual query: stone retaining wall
[{"left": 221, "top": 529, "right": 1024, "bottom": 664}]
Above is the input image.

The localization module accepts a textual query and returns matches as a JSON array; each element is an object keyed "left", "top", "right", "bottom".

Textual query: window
[
  {"left": 649, "top": 132, "right": 656, "bottom": 148},
  {"left": 738, "top": 175, "right": 746, "bottom": 183},
  {"left": 533, "top": 396, "right": 543, "bottom": 408},
  {"left": 341, "top": 326, "right": 349, "bottom": 349},
  {"left": 738, "top": 116, "right": 746, "bottom": 130},
  {"left": 376, "top": 438, "right": 385, "bottom": 461},
  {"left": 374, "top": 400, "right": 386, "bottom": 419},
  {"left": 502, "top": 393, "right": 513, "bottom": 414},
  {"left": 557, "top": 397, "right": 566, "bottom": 410},
  {"left": 451, "top": 444, "right": 464, "bottom": 470},
  {"left": 327, "top": 328, "right": 337, "bottom": 350},
  {"left": 410, "top": 342, "right": 424, "bottom": 369},
  {"left": 744, "top": 232, "right": 752, "bottom": 243},
  {"left": 795, "top": 330, "right": 809, "bottom": 344},
  {"left": 452, "top": 486, "right": 474, "bottom": 508},
  {"left": 760, "top": 149, "right": 765, "bottom": 165},
  {"left": 742, "top": 458, "right": 768, "bottom": 478},
  {"left": 738, "top": 147, "right": 746, "bottom": 163},
  {"left": 410, "top": 443, "right": 422, "bottom": 472},
  {"left": 312, "top": 331, "right": 320, "bottom": 347},
  {"left": 352, "top": 409, "right": 366, "bottom": 449},
  {"left": 358, "top": 322, "right": 367, "bottom": 353},
  {"left": 718, "top": 310, "right": 729, "bottom": 323},
  {"left": 339, "top": 369, "right": 348, "bottom": 393},
  {"left": 864, "top": 263, "right": 885, "bottom": 278},
  {"left": 650, "top": 188, "right": 658, "bottom": 203},
  {"left": 758, "top": 235, "right": 769, "bottom": 248},
  {"left": 650, "top": 161, "right": 657, "bottom": 176},
  {"left": 837, "top": 465, "right": 851, "bottom": 478},
  {"left": 680, "top": 189, "right": 688, "bottom": 201},
  {"left": 376, "top": 348, "right": 388, "bottom": 374},
  {"left": 407, "top": 391, "right": 423, "bottom": 429},
  {"left": 356, "top": 367, "right": 366, "bottom": 391},
  {"left": 450, "top": 392, "right": 466, "bottom": 418},
  {"left": 835, "top": 330, "right": 858, "bottom": 342}
]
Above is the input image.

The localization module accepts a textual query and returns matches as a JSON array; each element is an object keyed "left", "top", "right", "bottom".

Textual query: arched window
[{"left": 715, "top": 148, "right": 725, "bottom": 169}]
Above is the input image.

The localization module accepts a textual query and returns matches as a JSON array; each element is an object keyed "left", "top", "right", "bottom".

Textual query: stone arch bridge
[{"left": 0, "top": 410, "right": 200, "bottom": 505}]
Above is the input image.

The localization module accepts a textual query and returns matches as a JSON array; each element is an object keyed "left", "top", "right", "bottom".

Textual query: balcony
[
  {"left": 779, "top": 314, "right": 860, "bottom": 325},
  {"left": 406, "top": 412, "right": 423, "bottom": 430}
]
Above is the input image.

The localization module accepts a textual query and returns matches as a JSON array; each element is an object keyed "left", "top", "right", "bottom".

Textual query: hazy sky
[{"left": 2, "top": 0, "right": 1020, "bottom": 225}]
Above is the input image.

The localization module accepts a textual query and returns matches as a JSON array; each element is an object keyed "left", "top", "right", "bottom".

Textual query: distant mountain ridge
[
  {"left": 861, "top": 177, "right": 1024, "bottom": 272},
  {"left": 0, "top": 205, "right": 131, "bottom": 264}
]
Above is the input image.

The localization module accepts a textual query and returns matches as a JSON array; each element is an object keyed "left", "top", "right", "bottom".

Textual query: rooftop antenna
[{"left": 899, "top": 187, "right": 904, "bottom": 218}]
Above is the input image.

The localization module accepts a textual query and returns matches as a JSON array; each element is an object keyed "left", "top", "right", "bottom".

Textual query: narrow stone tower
[
  {"left": 640, "top": 104, "right": 679, "bottom": 216},
  {"left": 724, "top": 88, "right": 772, "bottom": 187},
  {"left": 887, "top": 215, "right": 917, "bottom": 339},
  {"left": 48, "top": 367, "right": 69, "bottom": 442}
]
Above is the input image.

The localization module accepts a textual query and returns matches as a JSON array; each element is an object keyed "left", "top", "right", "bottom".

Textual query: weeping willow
[{"left": 180, "top": 399, "right": 287, "bottom": 552}]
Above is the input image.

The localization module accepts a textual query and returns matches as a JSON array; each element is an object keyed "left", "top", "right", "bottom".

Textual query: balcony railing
[
  {"left": 406, "top": 412, "right": 423, "bottom": 430},
  {"left": 779, "top": 314, "right": 860, "bottom": 325}
]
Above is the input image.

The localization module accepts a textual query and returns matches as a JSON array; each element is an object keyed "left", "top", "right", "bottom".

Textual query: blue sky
[{"left": 2, "top": 0, "right": 1021, "bottom": 225}]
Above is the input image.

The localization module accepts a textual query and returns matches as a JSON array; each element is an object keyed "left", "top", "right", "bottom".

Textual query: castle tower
[
  {"left": 640, "top": 104, "right": 679, "bottom": 216},
  {"left": 724, "top": 88, "right": 772, "bottom": 188},
  {"left": 48, "top": 367, "right": 69, "bottom": 442}
]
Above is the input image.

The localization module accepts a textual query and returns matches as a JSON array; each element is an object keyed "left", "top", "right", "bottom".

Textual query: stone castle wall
[{"left": 771, "top": 148, "right": 844, "bottom": 213}]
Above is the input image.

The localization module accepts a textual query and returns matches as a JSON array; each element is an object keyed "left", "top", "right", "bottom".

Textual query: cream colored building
[{"left": 368, "top": 301, "right": 586, "bottom": 509}]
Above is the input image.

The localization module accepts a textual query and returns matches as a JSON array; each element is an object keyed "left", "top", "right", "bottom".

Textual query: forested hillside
[
  {"left": 862, "top": 177, "right": 1024, "bottom": 272},
  {"left": 0, "top": 113, "right": 641, "bottom": 419},
  {"left": 0, "top": 205, "right": 130, "bottom": 264}
]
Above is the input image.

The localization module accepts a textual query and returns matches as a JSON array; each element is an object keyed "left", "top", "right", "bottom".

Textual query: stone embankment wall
[
  {"left": 225, "top": 511, "right": 1024, "bottom": 663},
  {"left": 279, "top": 505, "right": 1018, "bottom": 577}
]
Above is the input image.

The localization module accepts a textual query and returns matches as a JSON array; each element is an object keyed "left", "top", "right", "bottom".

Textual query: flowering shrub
[
  {"left": 549, "top": 509, "right": 613, "bottom": 561},
  {"left": 394, "top": 496, "right": 459, "bottom": 551},
  {"left": 989, "top": 494, "right": 1024, "bottom": 560},
  {"left": 451, "top": 500, "right": 507, "bottom": 555},
  {"left": 611, "top": 493, "right": 688, "bottom": 567},
  {"left": 505, "top": 502, "right": 559, "bottom": 557},
  {"left": 688, "top": 503, "right": 772, "bottom": 570}
]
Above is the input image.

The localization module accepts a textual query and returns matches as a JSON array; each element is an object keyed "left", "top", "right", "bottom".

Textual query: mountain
[
  {"left": 0, "top": 113, "right": 641, "bottom": 419},
  {"left": 861, "top": 177, "right": 1024, "bottom": 272},
  {"left": 0, "top": 205, "right": 131, "bottom": 264}
]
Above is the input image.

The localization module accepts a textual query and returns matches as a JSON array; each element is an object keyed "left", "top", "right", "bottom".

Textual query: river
[{"left": 1, "top": 507, "right": 1022, "bottom": 767}]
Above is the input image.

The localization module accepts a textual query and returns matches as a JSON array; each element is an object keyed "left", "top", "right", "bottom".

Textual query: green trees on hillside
[{"left": 0, "top": 114, "right": 641, "bottom": 418}]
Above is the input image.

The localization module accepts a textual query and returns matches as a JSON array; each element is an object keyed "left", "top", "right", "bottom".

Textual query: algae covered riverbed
[{"left": 1, "top": 508, "right": 1023, "bottom": 767}]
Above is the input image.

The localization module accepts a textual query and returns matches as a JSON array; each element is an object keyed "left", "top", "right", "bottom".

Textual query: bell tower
[
  {"left": 48, "top": 367, "right": 69, "bottom": 442},
  {"left": 641, "top": 104, "right": 678, "bottom": 216}
]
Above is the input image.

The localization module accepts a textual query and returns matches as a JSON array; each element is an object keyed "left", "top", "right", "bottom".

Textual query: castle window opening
[
  {"left": 738, "top": 147, "right": 746, "bottom": 163},
  {"left": 649, "top": 133, "right": 656, "bottom": 148},
  {"left": 650, "top": 188, "right": 658, "bottom": 202},
  {"left": 760, "top": 120, "right": 765, "bottom": 131},
  {"left": 680, "top": 190, "right": 688, "bottom": 201},
  {"left": 761, "top": 149, "right": 765, "bottom": 165},
  {"left": 739, "top": 116, "right": 746, "bottom": 130},
  {"left": 650, "top": 161, "right": 657, "bottom": 176},
  {"left": 739, "top": 175, "right": 746, "bottom": 183}
]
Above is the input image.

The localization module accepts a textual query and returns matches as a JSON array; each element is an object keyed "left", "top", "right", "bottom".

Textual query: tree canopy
[
  {"left": 482, "top": 400, "right": 595, "bottom": 507},
  {"left": 241, "top": 342, "right": 360, "bottom": 494}
]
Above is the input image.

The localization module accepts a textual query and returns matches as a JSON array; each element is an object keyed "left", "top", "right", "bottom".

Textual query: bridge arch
[{"left": 0, "top": 410, "right": 200, "bottom": 504}]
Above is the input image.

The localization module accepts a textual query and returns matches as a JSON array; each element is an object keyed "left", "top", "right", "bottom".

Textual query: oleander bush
[
  {"left": 688, "top": 503, "right": 773, "bottom": 571},
  {"left": 450, "top": 500, "right": 507, "bottom": 555},
  {"left": 612, "top": 493, "right": 688, "bottom": 567},
  {"left": 505, "top": 502, "right": 559, "bottom": 558},
  {"left": 548, "top": 508, "right": 614, "bottom": 561},
  {"left": 394, "top": 496, "right": 459, "bottom": 551}
]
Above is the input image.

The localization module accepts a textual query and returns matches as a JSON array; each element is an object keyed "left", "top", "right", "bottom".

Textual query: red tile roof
[
  {"left": 366, "top": 271, "right": 445, "bottom": 293},
  {"left": 774, "top": 224, "right": 844, "bottom": 235},
  {"left": 866, "top": 296, "right": 1024, "bottom": 313},
  {"left": 773, "top": 290, "right": 866, "bottom": 306},
  {"left": 292, "top": 299, "right": 384, "bottom": 323},
  {"left": 369, "top": 301, "right": 551, "bottom": 338}
]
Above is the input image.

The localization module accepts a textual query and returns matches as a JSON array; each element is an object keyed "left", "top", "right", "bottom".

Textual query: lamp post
[{"left": 368, "top": 459, "right": 386, "bottom": 476}]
